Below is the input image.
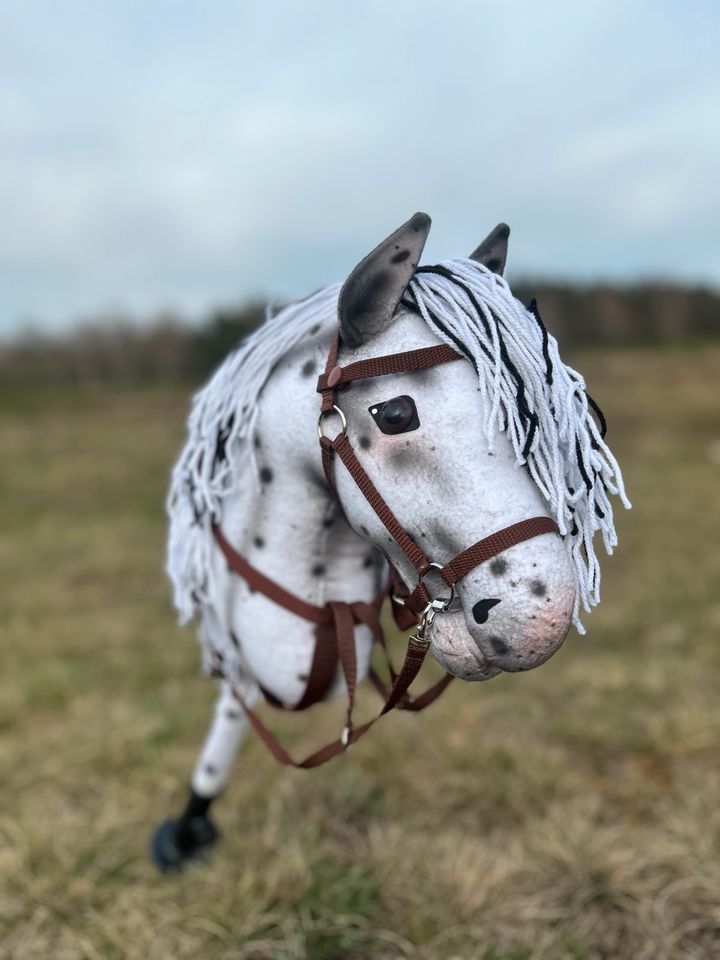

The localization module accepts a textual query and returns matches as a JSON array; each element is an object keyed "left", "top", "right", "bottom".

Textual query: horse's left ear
[
  {"left": 469, "top": 223, "right": 510, "bottom": 275},
  {"left": 338, "top": 212, "right": 431, "bottom": 348}
]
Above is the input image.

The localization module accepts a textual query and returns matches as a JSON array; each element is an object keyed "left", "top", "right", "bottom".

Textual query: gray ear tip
[
  {"left": 409, "top": 211, "right": 432, "bottom": 232},
  {"left": 469, "top": 222, "right": 511, "bottom": 272}
]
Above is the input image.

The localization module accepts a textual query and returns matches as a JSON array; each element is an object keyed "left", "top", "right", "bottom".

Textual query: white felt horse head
[
  {"left": 168, "top": 214, "right": 629, "bottom": 702},
  {"left": 154, "top": 214, "right": 631, "bottom": 867}
]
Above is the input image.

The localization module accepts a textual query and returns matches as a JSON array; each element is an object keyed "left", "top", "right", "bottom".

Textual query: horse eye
[{"left": 368, "top": 395, "right": 420, "bottom": 435}]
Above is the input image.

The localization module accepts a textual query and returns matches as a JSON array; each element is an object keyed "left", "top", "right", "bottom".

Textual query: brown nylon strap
[
  {"left": 329, "top": 601, "right": 357, "bottom": 731},
  {"left": 214, "top": 521, "right": 385, "bottom": 630},
  {"left": 368, "top": 669, "right": 452, "bottom": 713},
  {"left": 402, "top": 581, "right": 436, "bottom": 618},
  {"left": 402, "top": 673, "right": 453, "bottom": 710},
  {"left": 319, "top": 436, "right": 337, "bottom": 492},
  {"left": 213, "top": 523, "right": 331, "bottom": 624},
  {"left": 260, "top": 619, "right": 339, "bottom": 712},
  {"left": 332, "top": 432, "right": 431, "bottom": 576},
  {"left": 292, "top": 621, "right": 340, "bottom": 711},
  {"left": 380, "top": 642, "right": 430, "bottom": 714},
  {"left": 213, "top": 523, "right": 386, "bottom": 717},
  {"left": 320, "top": 335, "right": 340, "bottom": 413},
  {"left": 389, "top": 566, "right": 423, "bottom": 630},
  {"left": 441, "top": 517, "right": 560, "bottom": 586},
  {"left": 229, "top": 636, "right": 437, "bottom": 769},
  {"left": 317, "top": 343, "right": 461, "bottom": 393}
]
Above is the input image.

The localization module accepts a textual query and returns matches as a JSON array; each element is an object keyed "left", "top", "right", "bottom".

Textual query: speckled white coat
[
  {"left": 190, "top": 309, "right": 575, "bottom": 794},
  {"left": 184, "top": 215, "right": 608, "bottom": 797}
]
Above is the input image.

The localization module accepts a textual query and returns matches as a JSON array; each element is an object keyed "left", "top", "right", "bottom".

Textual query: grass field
[{"left": 1, "top": 345, "right": 720, "bottom": 959}]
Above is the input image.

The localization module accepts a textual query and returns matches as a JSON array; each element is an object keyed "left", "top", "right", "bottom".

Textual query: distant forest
[{"left": 1, "top": 281, "right": 718, "bottom": 385}]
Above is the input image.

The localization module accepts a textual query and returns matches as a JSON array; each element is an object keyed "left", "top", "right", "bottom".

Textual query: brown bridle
[{"left": 213, "top": 333, "right": 559, "bottom": 768}]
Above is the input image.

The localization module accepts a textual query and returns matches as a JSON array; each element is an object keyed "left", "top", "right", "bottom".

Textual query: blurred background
[{"left": 1, "top": 3, "right": 719, "bottom": 958}]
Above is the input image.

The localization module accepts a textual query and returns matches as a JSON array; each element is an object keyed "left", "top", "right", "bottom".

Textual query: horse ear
[
  {"left": 338, "top": 212, "right": 431, "bottom": 348},
  {"left": 469, "top": 223, "right": 510, "bottom": 275}
]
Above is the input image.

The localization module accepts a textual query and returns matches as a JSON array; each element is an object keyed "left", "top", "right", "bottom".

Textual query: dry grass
[{"left": 1, "top": 345, "right": 720, "bottom": 959}]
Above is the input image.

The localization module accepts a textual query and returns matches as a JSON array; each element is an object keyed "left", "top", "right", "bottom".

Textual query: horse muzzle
[{"left": 428, "top": 577, "right": 574, "bottom": 680}]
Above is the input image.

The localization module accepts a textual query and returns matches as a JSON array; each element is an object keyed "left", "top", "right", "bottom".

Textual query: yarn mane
[
  {"left": 166, "top": 284, "right": 341, "bottom": 625},
  {"left": 167, "top": 260, "right": 629, "bottom": 635},
  {"left": 404, "top": 258, "right": 630, "bottom": 629}
]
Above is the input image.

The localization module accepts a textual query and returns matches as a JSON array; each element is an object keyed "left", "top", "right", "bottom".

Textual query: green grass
[{"left": 1, "top": 346, "right": 720, "bottom": 959}]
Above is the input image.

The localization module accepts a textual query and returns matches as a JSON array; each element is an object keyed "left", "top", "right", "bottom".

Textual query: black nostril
[{"left": 472, "top": 598, "right": 501, "bottom": 624}]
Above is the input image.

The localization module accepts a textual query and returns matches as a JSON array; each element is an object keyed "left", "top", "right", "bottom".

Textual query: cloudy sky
[{"left": 1, "top": 1, "right": 718, "bottom": 335}]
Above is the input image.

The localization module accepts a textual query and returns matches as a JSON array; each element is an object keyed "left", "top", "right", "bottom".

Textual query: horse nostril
[{"left": 472, "top": 598, "right": 501, "bottom": 624}]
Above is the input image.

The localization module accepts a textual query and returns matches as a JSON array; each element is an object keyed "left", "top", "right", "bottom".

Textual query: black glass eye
[{"left": 368, "top": 395, "right": 420, "bottom": 435}]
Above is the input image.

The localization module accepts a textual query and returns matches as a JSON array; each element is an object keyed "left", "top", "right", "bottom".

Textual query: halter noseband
[{"left": 211, "top": 331, "right": 559, "bottom": 768}]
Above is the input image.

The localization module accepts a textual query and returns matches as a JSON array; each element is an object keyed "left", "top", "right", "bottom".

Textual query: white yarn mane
[
  {"left": 167, "top": 259, "right": 629, "bottom": 636},
  {"left": 404, "top": 258, "right": 630, "bottom": 630},
  {"left": 166, "top": 284, "right": 341, "bottom": 625}
]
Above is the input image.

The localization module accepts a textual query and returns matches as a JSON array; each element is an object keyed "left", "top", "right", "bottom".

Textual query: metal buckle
[
  {"left": 317, "top": 404, "right": 347, "bottom": 440},
  {"left": 397, "top": 562, "right": 455, "bottom": 647},
  {"left": 419, "top": 562, "right": 455, "bottom": 612}
]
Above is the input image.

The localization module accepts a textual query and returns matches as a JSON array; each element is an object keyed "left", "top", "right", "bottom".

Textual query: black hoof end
[{"left": 151, "top": 815, "right": 219, "bottom": 873}]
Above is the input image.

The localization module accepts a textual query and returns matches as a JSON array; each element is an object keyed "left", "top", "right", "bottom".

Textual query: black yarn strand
[
  {"left": 527, "top": 298, "right": 553, "bottom": 386},
  {"left": 585, "top": 392, "right": 607, "bottom": 439}
]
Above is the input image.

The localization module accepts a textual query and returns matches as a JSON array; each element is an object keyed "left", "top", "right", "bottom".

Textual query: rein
[{"left": 212, "top": 333, "right": 559, "bottom": 768}]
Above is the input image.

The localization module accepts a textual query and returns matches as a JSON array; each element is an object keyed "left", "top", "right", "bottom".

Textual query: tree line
[{"left": 1, "top": 282, "right": 718, "bottom": 386}]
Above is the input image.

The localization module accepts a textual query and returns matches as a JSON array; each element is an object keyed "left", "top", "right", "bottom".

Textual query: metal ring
[
  {"left": 317, "top": 404, "right": 347, "bottom": 440},
  {"left": 419, "top": 562, "right": 455, "bottom": 609},
  {"left": 391, "top": 561, "right": 455, "bottom": 611}
]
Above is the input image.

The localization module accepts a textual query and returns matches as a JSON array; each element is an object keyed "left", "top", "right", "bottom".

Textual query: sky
[{"left": 1, "top": 1, "right": 719, "bottom": 335}]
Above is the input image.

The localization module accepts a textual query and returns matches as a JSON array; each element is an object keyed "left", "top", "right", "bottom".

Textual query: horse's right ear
[{"left": 338, "top": 212, "right": 431, "bottom": 348}]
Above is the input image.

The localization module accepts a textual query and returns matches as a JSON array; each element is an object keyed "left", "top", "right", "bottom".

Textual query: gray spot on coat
[{"left": 486, "top": 635, "right": 510, "bottom": 656}]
